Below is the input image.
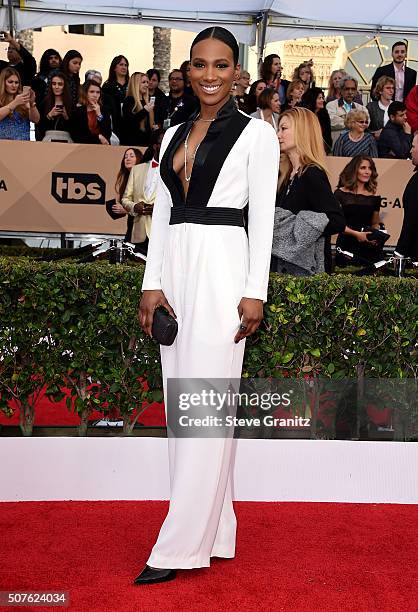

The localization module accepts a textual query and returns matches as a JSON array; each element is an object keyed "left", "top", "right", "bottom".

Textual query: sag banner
[{"left": 0, "top": 140, "right": 413, "bottom": 245}]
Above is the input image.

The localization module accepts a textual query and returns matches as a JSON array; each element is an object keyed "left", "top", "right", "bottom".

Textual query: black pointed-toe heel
[{"left": 133, "top": 565, "right": 177, "bottom": 585}]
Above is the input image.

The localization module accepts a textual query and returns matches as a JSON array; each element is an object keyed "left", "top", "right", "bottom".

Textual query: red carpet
[{"left": 0, "top": 501, "right": 417, "bottom": 611}]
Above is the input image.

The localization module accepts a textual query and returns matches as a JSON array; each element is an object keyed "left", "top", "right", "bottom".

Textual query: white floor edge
[{"left": 1, "top": 438, "right": 417, "bottom": 503}]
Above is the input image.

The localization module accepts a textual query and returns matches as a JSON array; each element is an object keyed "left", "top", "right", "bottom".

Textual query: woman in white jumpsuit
[{"left": 136, "top": 27, "right": 279, "bottom": 584}]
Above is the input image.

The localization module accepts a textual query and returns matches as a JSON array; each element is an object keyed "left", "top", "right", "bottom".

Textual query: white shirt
[{"left": 144, "top": 160, "right": 159, "bottom": 200}]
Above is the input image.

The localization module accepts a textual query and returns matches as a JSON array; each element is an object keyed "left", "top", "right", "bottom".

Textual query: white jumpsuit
[{"left": 142, "top": 99, "right": 279, "bottom": 569}]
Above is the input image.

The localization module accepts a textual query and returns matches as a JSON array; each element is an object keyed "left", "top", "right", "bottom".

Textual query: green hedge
[{"left": 0, "top": 258, "right": 416, "bottom": 436}]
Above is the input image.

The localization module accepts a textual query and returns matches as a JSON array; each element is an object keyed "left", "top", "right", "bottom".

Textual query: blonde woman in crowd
[
  {"left": 271, "top": 107, "right": 345, "bottom": 275},
  {"left": 332, "top": 109, "right": 378, "bottom": 157},
  {"left": 282, "top": 79, "right": 305, "bottom": 111},
  {"left": 0, "top": 67, "right": 39, "bottom": 140},
  {"left": 292, "top": 62, "right": 314, "bottom": 92},
  {"left": 121, "top": 72, "right": 155, "bottom": 146}
]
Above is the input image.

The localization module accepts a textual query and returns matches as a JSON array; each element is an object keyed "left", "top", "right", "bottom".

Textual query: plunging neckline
[{"left": 159, "top": 97, "right": 251, "bottom": 209}]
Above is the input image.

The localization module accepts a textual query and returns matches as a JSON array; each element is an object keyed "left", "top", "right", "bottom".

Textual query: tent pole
[
  {"left": 7, "top": 0, "right": 15, "bottom": 36},
  {"left": 256, "top": 11, "right": 269, "bottom": 78}
]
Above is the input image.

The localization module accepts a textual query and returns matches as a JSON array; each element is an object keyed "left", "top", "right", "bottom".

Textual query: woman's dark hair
[
  {"left": 190, "top": 26, "right": 239, "bottom": 65},
  {"left": 107, "top": 55, "right": 129, "bottom": 84},
  {"left": 61, "top": 50, "right": 83, "bottom": 76},
  {"left": 147, "top": 68, "right": 161, "bottom": 82},
  {"left": 38, "top": 49, "right": 62, "bottom": 76},
  {"left": 243, "top": 79, "right": 267, "bottom": 114},
  {"left": 179, "top": 60, "right": 190, "bottom": 85},
  {"left": 337, "top": 155, "right": 378, "bottom": 194},
  {"left": 115, "top": 148, "right": 143, "bottom": 200},
  {"left": 258, "top": 87, "right": 277, "bottom": 110},
  {"left": 43, "top": 69, "right": 72, "bottom": 116},
  {"left": 260, "top": 54, "right": 280, "bottom": 82},
  {"left": 81, "top": 79, "right": 103, "bottom": 106},
  {"left": 301, "top": 87, "right": 324, "bottom": 112}
]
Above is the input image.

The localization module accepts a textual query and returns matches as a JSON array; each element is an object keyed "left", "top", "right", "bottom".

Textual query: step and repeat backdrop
[{"left": 0, "top": 140, "right": 413, "bottom": 245}]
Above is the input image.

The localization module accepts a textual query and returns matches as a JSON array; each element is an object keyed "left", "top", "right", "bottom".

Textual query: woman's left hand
[{"left": 234, "top": 298, "right": 264, "bottom": 343}]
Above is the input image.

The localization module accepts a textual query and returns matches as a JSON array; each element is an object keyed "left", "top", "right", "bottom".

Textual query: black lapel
[
  {"left": 160, "top": 118, "right": 194, "bottom": 206},
  {"left": 159, "top": 97, "right": 251, "bottom": 208},
  {"left": 187, "top": 98, "right": 251, "bottom": 207}
]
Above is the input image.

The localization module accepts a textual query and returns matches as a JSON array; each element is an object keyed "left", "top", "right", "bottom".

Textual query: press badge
[{"left": 163, "top": 118, "right": 171, "bottom": 130}]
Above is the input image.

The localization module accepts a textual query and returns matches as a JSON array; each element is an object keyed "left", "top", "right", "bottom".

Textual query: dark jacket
[
  {"left": 396, "top": 169, "right": 418, "bottom": 260},
  {"left": 120, "top": 95, "right": 153, "bottom": 146},
  {"left": 366, "top": 100, "right": 387, "bottom": 133},
  {"left": 101, "top": 79, "right": 127, "bottom": 138},
  {"left": 158, "top": 93, "right": 199, "bottom": 128},
  {"left": 371, "top": 63, "right": 417, "bottom": 102},
  {"left": 70, "top": 105, "right": 112, "bottom": 144},
  {"left": 377, "top": 121, "right": 412, "bottom": 159},
  {"left": 37, "top": 102, "right": 72, "bottom": 140},
  {"left": 0, "top": 44, "right": 37, "bottom": 86},
  {"left": 275, "top": 165, "right": 345, "bottom": 272},
  {"left": 317, "top": 108, "right": 332, "bottom": 153}
]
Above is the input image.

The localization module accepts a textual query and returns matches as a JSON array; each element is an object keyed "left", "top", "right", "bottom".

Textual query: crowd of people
[
  {"left": 0, "top": 33, "right": 417, "bottom": 158},
  {"left": 0, "top": 32, "right": 417, "bottom": 269}
]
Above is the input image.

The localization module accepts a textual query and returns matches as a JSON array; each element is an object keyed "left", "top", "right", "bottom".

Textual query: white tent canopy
[{"left": 2, "top": 0, "right": 418, "bottom": 45}]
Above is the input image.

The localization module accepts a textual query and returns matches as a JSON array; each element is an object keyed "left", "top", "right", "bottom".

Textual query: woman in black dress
[
  {"left": 272, "top": 107, "right": 345, "bottom": 275},
  {"left": 121, "top": 72, "right": 155, "bottom": 146},
  {"left": 102, "top": 55, "right": 129, "bottom": 139},
  {"left": 335, "top": 155, "right": 384, "bottom": 266}
]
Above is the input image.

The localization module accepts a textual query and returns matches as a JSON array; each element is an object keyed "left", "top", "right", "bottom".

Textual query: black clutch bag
[
  {"left": 365, "top": 227, "right": 390, "bottom": 247},
  {"left": 151, "top": 306, "right": 178, "bottom": 346}
]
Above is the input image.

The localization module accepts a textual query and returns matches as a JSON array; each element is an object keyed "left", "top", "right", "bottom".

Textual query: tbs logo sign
[{"left": 51, "top": 172, "right": 106, "bottom": 204}]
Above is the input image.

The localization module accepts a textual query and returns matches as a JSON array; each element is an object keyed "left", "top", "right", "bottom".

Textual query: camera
[{"left": 0, "top": 32, "right": 7, "bottom": 41}]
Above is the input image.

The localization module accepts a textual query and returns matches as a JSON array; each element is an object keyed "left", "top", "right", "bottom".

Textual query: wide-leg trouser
[{"left": 147, "top": 223, "right": 248, "bottom": 569}]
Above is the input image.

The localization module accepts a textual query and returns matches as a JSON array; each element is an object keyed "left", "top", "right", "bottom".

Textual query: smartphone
[
  {"left": 0, "top": 32, "right": 6, "bottom": 41},
  {"left": 22, "top": 85, "right": 31, "bottom": 95},
  {"left": 150, "top": 96, "right": 155, "bottom": 104},
  {"left": 55, "top": 104, "right": 64, "bottom": 110}
]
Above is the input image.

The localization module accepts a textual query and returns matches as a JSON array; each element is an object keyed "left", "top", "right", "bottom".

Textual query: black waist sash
[{"left": 169, "top": 205, "right": 244, "bottom": 227}]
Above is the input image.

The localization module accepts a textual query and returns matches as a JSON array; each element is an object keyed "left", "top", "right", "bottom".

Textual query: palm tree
[{"left": 153, "top": 26, "right": 171, "bottom": 93}]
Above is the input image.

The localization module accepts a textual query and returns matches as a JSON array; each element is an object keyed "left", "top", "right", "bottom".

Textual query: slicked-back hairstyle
[
  {"left": 337, "top": 155, "right": 378, "bottom": 194},
  {"left": 190, "top": 26, "right": 239, "bottom": 66},
  {"left": 278, "top": 107, "right": 329, "bottom": 190}
]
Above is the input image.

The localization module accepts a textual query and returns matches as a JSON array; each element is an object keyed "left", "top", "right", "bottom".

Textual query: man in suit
[
  {"left": 394, "top": 131, "right": 418, "bottom": 261},
  {"left": 371, "top": 41, "right": 417, "bottom": 102}
]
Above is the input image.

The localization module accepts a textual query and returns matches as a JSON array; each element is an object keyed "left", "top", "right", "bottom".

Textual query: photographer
[
  {"left": 0, "top": 31, "right": 36, "bottom": 86},
  {"left": 0, "top": 67, "right": 39, "bottom": 140}
]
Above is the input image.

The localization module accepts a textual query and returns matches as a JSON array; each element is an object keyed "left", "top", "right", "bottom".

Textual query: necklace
[{"left": 183, "top": 116, "right": 215, "bottom": 182}]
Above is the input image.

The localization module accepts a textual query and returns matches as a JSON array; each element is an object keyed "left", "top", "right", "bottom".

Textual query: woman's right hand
[
  {"left": 356, "top": 231, "right": 378, "bottom": 246},
  {"left": 111, "top": 202, "right": 126, "bottom": 215},
  {"left": 144, "top": 101, "right": 154, "bottom": 112},
  {"left": 356, "top": 231, "right": 371, "bottom": 243},
  {"left": 139, "top": 290, "right": 176, "bottom": 338},
  {"left": 12, "top": 92, "right": 29, "bottom": 108},
  {"left": 48, "top": 106, "right": 61, "bottom": 118}
]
